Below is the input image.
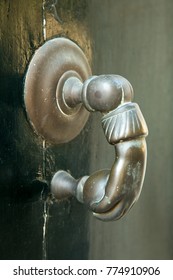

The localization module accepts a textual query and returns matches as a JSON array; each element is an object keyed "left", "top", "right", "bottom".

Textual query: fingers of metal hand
[{"left": 93, "top": 194, "right": 136, "bottom": 222}]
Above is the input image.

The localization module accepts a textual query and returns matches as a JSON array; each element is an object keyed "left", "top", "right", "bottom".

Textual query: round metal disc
[{"left": 24, "top": 38, "right": 91, "bottom": 144}]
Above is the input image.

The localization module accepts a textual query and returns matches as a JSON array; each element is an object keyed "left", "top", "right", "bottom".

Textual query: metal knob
[{"left": 24, "top": 38, "right": 148, "bottom": 222}]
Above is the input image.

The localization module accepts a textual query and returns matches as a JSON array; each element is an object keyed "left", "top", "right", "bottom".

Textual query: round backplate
[{"left": 24, "top": 38, "right": 91, "bottom": 144}]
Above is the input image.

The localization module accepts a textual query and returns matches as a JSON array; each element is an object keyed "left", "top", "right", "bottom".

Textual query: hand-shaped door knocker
[{"left": 24, "top": 38, "right": 148, "bottom": 221}]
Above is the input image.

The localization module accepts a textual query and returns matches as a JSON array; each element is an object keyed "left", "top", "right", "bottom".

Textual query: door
[
  {"left": 0, "top": 0, "right": 91, "bottom": 260},
  {"left": 0, "top": 0, "right": 173, "bottom": 260}
]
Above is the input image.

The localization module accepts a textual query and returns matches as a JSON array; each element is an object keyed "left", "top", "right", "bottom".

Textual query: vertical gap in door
[
  {"left": 42, "top": 139, "right": 49, "bottom": 260},
  {"left": 42, "top": 0, "right": 48, "bottom": 260},
  {"left": 42, "top": 0, "right": 47, "bottom": 41}
]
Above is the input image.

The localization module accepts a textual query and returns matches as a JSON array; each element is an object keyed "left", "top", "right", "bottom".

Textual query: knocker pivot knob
[{"left": 24, "top": 38, "right": 148, "bottom": 222}]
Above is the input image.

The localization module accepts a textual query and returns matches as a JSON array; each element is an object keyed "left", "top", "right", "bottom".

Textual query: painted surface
[{"left": 88, "top": 0, "right": 173, "bottom": 259}]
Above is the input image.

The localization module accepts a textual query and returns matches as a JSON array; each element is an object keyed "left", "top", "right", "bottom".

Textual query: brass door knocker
[{"left": 24, "top": 38, "right": 148, "bottom": 221}]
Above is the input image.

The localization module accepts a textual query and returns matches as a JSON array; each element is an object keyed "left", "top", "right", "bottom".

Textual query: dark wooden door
[
  {"left": 1, "top": 0, "right": 173, "bottom": 260},
  {"left": 0, "top": 0, "right": 91, "bottom": 260}
]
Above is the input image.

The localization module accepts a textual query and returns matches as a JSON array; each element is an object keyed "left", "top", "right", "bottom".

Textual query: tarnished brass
[
  {"left": 24, "top": 38, "right": 91, "bottom": 143},
  {"left": 51, "top": 73, "right": 148, "bottom": 221},
  {"left": 24, "top": 38, "right": 148, "bottom": 222}
]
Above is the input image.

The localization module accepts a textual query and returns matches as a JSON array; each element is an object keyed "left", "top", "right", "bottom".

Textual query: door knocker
[{"left": 24, "top": 38, "right": 148, "bottom": 221}]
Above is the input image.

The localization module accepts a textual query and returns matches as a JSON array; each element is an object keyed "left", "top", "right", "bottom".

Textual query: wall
[{"left": 88, "top": 0, "right": 173, "bottom": 259}]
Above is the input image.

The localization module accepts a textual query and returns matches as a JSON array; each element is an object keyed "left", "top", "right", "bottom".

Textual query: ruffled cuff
[{"left": 102, "top": 102, "right": 148, "bottom": 144}]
